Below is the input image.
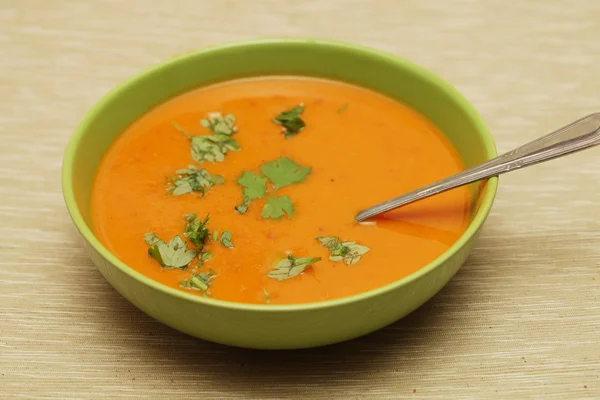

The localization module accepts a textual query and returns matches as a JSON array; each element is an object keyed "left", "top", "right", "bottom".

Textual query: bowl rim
[{"left": 62, "top": 37, "right": 498, "bottom": 313}]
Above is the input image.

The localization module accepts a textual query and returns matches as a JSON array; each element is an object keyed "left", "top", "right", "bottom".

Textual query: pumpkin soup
[{"left": 91, "top": 76, "right": 471, "bottom": 305}]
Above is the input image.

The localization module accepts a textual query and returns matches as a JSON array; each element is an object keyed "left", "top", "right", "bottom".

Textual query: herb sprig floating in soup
[{"left": 235, "top": 157, "right": 311, "bottom": 218}]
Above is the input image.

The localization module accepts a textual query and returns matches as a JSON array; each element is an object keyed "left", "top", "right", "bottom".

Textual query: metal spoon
[{"left": 355, "top": 113, "right": 600, "bottom": 222}]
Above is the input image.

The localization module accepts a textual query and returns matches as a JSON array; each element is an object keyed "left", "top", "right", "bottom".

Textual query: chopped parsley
[
  {"left": 174, "top": 112, "right": 240, "bottom": 163},
  {"left": 144, "top": 233, "right": 196, "bottom": 270},
  {"left": 235, "top": 197, "right": 251, "bottom": 214},
  {"left": 267, "top": 255, "right": 321, "bottom": 281},
  {"left": 273, "top": 105, "right": 305, "bottom": 138},
  {"left": 336, "top": 104, "right": 348, "bottom": 114},
  {"left": 219, "top": 231, "right": 234, "bottom": 248},
  {"left": 183, "top": 213, "right": 210, "bottom": 251},
  {"left": 235, "top": 157, "right": 311, "bottom": 218},
  {"left": 316, "top": 236, "right": 370, "bottom": 265},
  {"left": 259, "top": 157, "right": 311, "bottom": 190},
  {"left": 235, "top": 171, "right": 268, "bottom": 214},
  {"left": 237, "top": 171, "right": 268, "bottom": 200},
  {"left": 200, "top": 113, "right": 236, "bottom": 135},
  {"left": 261, "top": 196, "right": 294, "bottom": 219},
  {"left": 167, "top": 165, "right": 224, "bottom": 196},
  {"left": 190, "top": 134, "right": 239, "bottom": 163},
  {"left": 196, "top": 251, "right": 212, "bottom": 267},
  {"left": 180, "top": 269, "right": 217, "bottom": 295}
]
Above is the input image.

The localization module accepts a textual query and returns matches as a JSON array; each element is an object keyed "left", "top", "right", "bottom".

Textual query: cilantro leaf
[
  {"left": 190, "top": 134, "right": 240, "bottom": 163},
  {"left": 167, "top": 165, "right": 224, "bottom": 196},
  {"left": 316, "top": 236, "right": 370, "bottom": 265},
  {"left": 259, "top": 157, "right": 311, "bottom": 190},
  {"left": 144, "top": 233, "right": 197, "bottom": 270},
  {"left": 180, "top": 269, "right": 217, "bottom": 296},
  {"left": 219, "top": 231, "right": 234, "bottom": 248},
  {"left": 183, "top": 213, "right": 210, "bottom": 251},
  {"left": 273, "top": 105, "right": 305, "bottom": 138},
  {"left": 174, "top": 113, "right": 240, "bottom": 163},
  {"left": 261, "top": 196, "right": 294, "bottom": 219},
  {"left": 200, "top": 112, "right": 237, "bottom": 136},
  {"left": 267, "top": 255, "right": 321, "bottom": 281},
  {"left": 237, "top": 171, "right": 268, "bottom": 200},
  {"left": 196, "top": 251, "right": 212, "bottom": 267},
  {"left": 144, "top": 232, "right": 162, "bottom": 246},
  {"left": 235, "top": 171, "right": 268, "bottom": 214},
  {"left": 235, "top": 197, "right": 251, "bottom": 214}
]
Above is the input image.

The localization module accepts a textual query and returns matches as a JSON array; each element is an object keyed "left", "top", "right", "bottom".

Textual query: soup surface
[{"left": 91, "top": 76, "right": 470, "bottom": 305}]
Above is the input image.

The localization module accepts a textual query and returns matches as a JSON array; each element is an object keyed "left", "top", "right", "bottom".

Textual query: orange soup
[{"left": 91, "top": 76, "right": 470, "bottom": 305}]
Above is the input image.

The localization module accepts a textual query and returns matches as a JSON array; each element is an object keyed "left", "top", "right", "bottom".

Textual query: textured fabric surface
[{"left": 1, "top": 0, "right": 599, "bottom": 398}]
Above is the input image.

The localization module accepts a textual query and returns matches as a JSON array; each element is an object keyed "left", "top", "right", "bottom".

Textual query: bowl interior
[{"left": 64, "top": 38, "right": 497, "bottom": 308}]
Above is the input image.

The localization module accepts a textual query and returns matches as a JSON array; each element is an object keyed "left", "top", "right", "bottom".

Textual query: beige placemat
[{"left": 1, "top": 1, "right": 599, "bottom": 398}]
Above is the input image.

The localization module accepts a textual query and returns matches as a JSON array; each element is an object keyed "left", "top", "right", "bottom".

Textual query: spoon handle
[{"left": 356, "top": 113, "right": 600, "bottom": 222}]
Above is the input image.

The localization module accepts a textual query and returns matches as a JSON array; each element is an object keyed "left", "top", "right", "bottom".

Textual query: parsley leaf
[
  {"left": 259, "top": 157, "right": 311, "bottom": 190},
  {"left": 220, "top": 231, "right": 234, "bottom": 248},
  {"left": 144, "top": 232, "right": 162, "bottom": 246},
  {"left": 196, "top": 251, "right": 212, "bottom": 267},
  {"left": 144, "top": 233, "right": 197, "bottom": 270},
  {"left": 175, "top": 113, "right": 240, "bottom": 163},
  {"left": 235, "top": 196, "right": 251, "bottom": 214},
  {"left": 167, "top": 165, "right": 224, "bottom": 196},
  {"left": 267, "top": 255, "right": 321, "bottom": 281},
  {"left": 200, "top": 112, "right": 237, "bottom": 136},
  {"left": 180, "top": 269, "right": 217, "bottom": 295},
  {"left": 261, "top": 196, "right": 294, "bottom": 219},
  {"left": 273, "top": 105, "right": 305, "bottom": 138},
  {"left": 235, "top": 171, "right": 268, "bottom": 214},
  {"left": 183, "top": 213, "right": 210, "bottom": 251},
  {"left": 237, "top": 171, "right": 268, "bottom": 200},
  {"left": 316, "top": 236, "right": 370, "bottom": 265},
  {"left": 190, "top": 134, "right": 240, "bottom": 163}
]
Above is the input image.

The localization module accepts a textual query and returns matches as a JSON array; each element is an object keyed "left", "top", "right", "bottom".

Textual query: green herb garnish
[
  {"left": 180, "top": 269, "right": 217, "bottom": 295},
  {"left": 234, "top": 171, "right": 269, "bottom": 214},
  {"left": 261, "top": 196, "right": 294, "bottom": 219},
  {"left": 167, "top": 165, "right": 224, "bottom": 196},
  {"left": 267, "top": 255, "right": 321, "bottom": 281},
  {"left": 235, "top": 157, "right": 310, "bottom": 218},
  {"left": 316, "top": 236, "right": 370, "bottom": 265},
  {"left": 196, "top": 251, "right": 212, "bottom": 267},
  {"left": 237, "top": 171, "right": 268, "bottom": 200},
  {"left": 200, "top": 113, "right": 237, "bottom": 135},
  {"left": 144, "top": 233, "right": 196, "bottom": 270},
  {"left": 190, "top": 134, "right": 239, "bottom": 163},
  {"left": 336, "top": 104, "right": 348, "bottom": 114},
  {"left": 183, "top": 213, "right": 210, "bottom": 251},
  {"left": 273, "top": 105, "right": 305, "bottom": 138},
  {"left": 259, "top": 157, "right": 311, "bottom": 190},
  {"left": 235, "top": 197, "right": 251, "bottom": 214},
  {"left": 174, "top": 113, "right": 240, "bottom": 163},
  {"left": 219, "top": 231, "right": 234, "bottom": 248}
]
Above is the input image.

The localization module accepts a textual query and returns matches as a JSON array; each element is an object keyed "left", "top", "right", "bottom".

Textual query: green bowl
[{"left": 62, "top": 38, "right": 498, "bottom": 349}]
